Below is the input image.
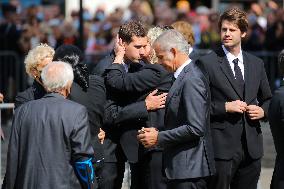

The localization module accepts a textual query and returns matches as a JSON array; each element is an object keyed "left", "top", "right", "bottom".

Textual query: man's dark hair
[
  {"left": 278, "top": 49, "right": 284, "bottom": 76},
  {"left": 218, "top": 8, "right": 248, "bottom": 33},
  {"left": 118, "top": 20, "right": 147, "bottom": 44}
]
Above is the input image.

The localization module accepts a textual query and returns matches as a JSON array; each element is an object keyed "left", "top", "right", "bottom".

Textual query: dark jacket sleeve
[
  {"left": 104, "top": 100, "right": 148, "bottom": 128},
  {"left": 257, "top": 60, "right": 272, "bottom": 119},
  {"left": 6, "top": 107, "right": 26, "bottom": 189},
  {"left": 14, "top": 89, "right": 32, "bottom": 109},
  {"left": 70, "top": 107, "right": 94, "bottom": 161},
  {"left": 92, "top": 54, "right": 114, "bottom": 77},
  {"left": 158, "top": 74, "right": 208, "bottom": 147},
  {"left": 105, "top": 64, "right": 164, "bottom": 93},
  {"left": 87, "top": 75, "right": 106, "bottom": 160}
]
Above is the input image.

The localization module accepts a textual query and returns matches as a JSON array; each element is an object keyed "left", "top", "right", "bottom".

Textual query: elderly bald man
[{"left": 5, "top": 62, "right": 96, "bottom": 189}]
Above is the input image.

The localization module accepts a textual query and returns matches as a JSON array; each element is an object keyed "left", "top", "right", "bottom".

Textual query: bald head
[{"left": 41, "top": 61, "right": 74, "bottom": 93}]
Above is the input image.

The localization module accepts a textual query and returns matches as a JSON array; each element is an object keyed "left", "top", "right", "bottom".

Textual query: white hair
[
  {"left": 41, "top": 61, "right": 74, "bottom": 92},
  {"left": 147, "top": 26, "right": 165, "bottom": 45},
  {"left": 24, "top": 43, "right": 54, "bottom": 77},
  {"left": 147, "top": 26, "right": 165, "bottom": 64},
  {"left": 153, "top": 29, "right": 189, "bottom": 56}
]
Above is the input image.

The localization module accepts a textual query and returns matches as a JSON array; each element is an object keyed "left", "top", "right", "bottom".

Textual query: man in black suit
[
  {"left": 269, "top": 49, "right": 284, "bottom": 189},
  {"left": 104, "top": 29, "right": 173, "bottom": 188},
  {"left": 138, "top": 30, "right": 215, "bottom": 189},
  {"left": 6, "top": 62, "right": 96, "bottom": 189},
  {"left": 98, "top": 20, "right": 166, "bottom": 189},
  {"left": 198, "top": 8, "right": 272, "bottom": 189}
]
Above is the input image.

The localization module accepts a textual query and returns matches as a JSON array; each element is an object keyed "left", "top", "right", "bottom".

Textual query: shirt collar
[
  {"left": 121, "top": 60, "right": 129, "bottom": 72},
  {"left": 222, "top": 45, "right": 243, "bottom": 64},
  {"left": 174, "top": 59, "right": 191, "bottom": 78},
  {"left": 188, "top": 47, "right": 193, "bottom": 55}
]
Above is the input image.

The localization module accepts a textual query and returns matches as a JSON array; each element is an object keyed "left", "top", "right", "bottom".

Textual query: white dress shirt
[
  {"left": 222, "top": 45, "right": 245, "bottom": 80},
  {"left": 174, "top": 59, "right": 192, "bottom": 79}
]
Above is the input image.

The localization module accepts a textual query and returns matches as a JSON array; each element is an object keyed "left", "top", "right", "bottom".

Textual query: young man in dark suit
[
  {"left": 269, "top": 49, "right": 284, "bottom": 189},
  {"left": 198, "top": 8, "right": 272, "bottom": 189},
  {"left": 99, "top": 20, "right": 166, "bottom": 189},
  {"left": 138, "top": 30, "right": 215, "bottom": 189}
]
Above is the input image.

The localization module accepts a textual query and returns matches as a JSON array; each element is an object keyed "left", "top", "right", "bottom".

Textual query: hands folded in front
[
  {"left": 225, "top": 100, "right": 264, "bottom": 120},
  {"left": 137, "top": 127, "right": 159, "bottom": 148}
]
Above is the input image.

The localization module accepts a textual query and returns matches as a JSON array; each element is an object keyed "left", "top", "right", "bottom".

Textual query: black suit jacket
[
  {"left": 104, "top": 63, "right": 173, "bottom": 160},
  {"left": 95, "top": 54, "right": 150, "bottom": 163},
  {"left": 105, "top": 63, "right": 172, "bottom": 130},
  {"left": 158, "top": 62, "right": 215, "bottom": 179},
  {"left": 198, "top": 47, "right": 272, "bottom": 160},
  {"left": 92, "top": 53, "right": 114, "bottom": 76},
  {"left": 104, "top": 62, "right": 167, "bottom": 163},
  {"left": 14, "top": 81, "right": 46, "bottom": 109},
  {"left": 269, "top": 85, "right": 284, "bottom": 156},
  {"left": 68, "top": 75, "right": 106, "bottom": 161},
  {"left": 269, "top": 84, "right": 284, "bottom": 188},
  {"left": 189, "top": 49, "right": 200, "bottom": 61}
]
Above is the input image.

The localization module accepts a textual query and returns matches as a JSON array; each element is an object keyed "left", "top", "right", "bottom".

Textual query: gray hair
[
  {"left": 147, "top": 26, "right": 165, "bottom": 45},
  {"left": 147, "top": 26, "right": 165, "bottom": 64},
  {"left": 153, "top": 29, "right": 189, "bottom": 56},
  {"left": 41, "top": 61, "right": 74, "bottom": 92}
]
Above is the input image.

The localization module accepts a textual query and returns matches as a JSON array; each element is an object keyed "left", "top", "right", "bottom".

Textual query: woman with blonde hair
[
  {"left": 171, "top": 21, "right": 199, "bottom": 60},
  {"left": 15, "top": 43, "right": 54, "bottom": 108}
]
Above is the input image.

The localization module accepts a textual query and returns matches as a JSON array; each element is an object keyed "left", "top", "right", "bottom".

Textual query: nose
[
  {"left": 224, "top": 29, "right": 230, "bottom": 36},
  {"left": 139, "top": 47, "right": 146, "bottom": 56}
]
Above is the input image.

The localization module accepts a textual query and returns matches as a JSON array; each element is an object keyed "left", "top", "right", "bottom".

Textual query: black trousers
[
  {"left": 98, "top": 143, "right": 126, "bottom": 189},
  {"left": 208, "top": 148, "right": 261, "bottom": 189},
  {"left": 167, "top": 177, "right": 209, "bottom": 189},
  {"left": 142, "top": 151, "right": 167, "bottom": 189},
  {"left": 97, "top": 161, "right": 125, "bottom": 189},
  {"left": 270, "top": 155, "right": 284, "bottom": 189}
]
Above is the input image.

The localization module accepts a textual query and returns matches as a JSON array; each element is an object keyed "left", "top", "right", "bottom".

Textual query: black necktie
[{"left": 233, "top": 58, "right": 244, "bottom": 95}]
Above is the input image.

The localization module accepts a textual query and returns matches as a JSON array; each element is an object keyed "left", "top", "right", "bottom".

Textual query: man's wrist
[
  {"left": 225, "top": 102, "right": 229, "bottom": 113},
  {"left": 113, "top": 56, "right": 124, "bottom": 64}
]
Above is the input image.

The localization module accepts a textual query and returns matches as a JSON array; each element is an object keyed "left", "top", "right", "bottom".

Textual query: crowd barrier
[{"left": 0, "top": 51, "right": 27, "bottom": 102}]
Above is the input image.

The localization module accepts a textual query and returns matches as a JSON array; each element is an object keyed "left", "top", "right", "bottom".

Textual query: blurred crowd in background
[
  {"left": 1, "top": 0, "right": 284, "bottom": 57},
  {"left": 0, "top": 0, "right": 284, "bottom": 103}
]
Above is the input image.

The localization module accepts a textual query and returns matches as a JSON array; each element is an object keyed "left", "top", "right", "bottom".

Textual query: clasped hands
[
  {"left": 137, "top": 127, "right": 159, "bottom": 148},
  {"left": 225, "top": 100, "right": 264, "bottom": 120}
]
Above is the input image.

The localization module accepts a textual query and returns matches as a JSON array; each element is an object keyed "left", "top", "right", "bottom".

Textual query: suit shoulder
[
  {"left": 15, "top": 87, "right": 33, "bottom": 101},
  {"left": 92, "top": 53, "right": 114, "bottom": 76},
  {"left": 144, "top": 63, "right": 170, "bottom": 75},
  {"left": 89, "top": 74, "right": 104, "bottom": 84},
  {"left": 272, "top": 87, "right": 284, "bottom": 100},
  {"left": 88, "top": 74, "right": 106, "bottom": 93},
  {"left": 197, "top": 51, "right": 219, "bottom": 66},
  {"left": 63, "top": 98, "right": 87, "bottom": 111},
  {"left": 243, "top": 51, "right": 263, "bottom": 64}
]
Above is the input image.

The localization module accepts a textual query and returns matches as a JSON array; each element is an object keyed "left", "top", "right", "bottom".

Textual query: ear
[
  {"left": 241, "top": 31, "right": 247, "bottom": 38},
  {"left": 30, "top": 68, "right": 39, "bottom": 78},
  {"left": 122, "top": 41, "right": 127, "bottom": 48},
  {"left": 170, "top": 47, "right": 178, "bottom": 57}
]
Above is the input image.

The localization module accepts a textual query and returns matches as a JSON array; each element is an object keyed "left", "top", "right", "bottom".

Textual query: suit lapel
[
  {"left": 165, "top": 64, "right": 190, "bottom": 116},
  {"left": 243, "top": 52, "right": 254, "bottom": 103},
  {"left": 217, "top": 48, "right": 244, "bottom": 99}
]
